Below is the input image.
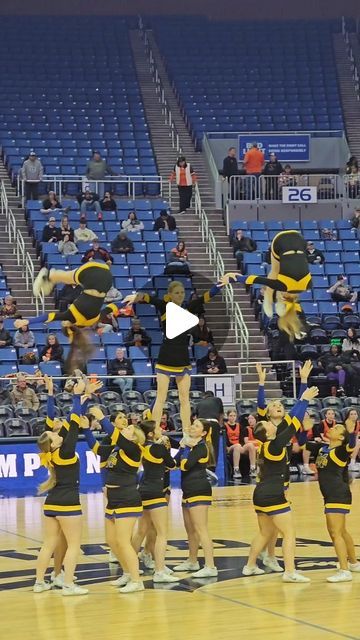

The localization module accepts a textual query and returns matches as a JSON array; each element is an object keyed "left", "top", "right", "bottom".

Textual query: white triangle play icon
[{"left": 166, "top": 302, "right": 199, "bottom": 339}]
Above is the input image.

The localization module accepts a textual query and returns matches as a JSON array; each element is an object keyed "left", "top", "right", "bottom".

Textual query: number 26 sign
[{"left": 282, "top": 186, "right": 318, "bottom": 203}]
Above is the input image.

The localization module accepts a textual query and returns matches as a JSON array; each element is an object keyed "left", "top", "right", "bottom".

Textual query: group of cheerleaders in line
[{"left": 17, "top": 229, "right": 359, "bottom": 594}]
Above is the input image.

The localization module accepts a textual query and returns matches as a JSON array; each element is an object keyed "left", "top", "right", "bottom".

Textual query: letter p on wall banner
[{"left": 238, "top": 134, "right": 310, "bottom": 162}]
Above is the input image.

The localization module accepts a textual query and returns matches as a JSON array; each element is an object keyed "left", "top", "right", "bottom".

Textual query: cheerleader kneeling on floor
[
  {"left": 243, "top": 385, "right": 319, "bottom": 584},
  {"left": 315, "top": 421, "right": 360, "bottom": 582}
]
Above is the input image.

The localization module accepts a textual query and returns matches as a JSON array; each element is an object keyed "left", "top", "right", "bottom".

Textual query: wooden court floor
[{"left": 1, "top": 480, "right": 360, "bottom": 640}]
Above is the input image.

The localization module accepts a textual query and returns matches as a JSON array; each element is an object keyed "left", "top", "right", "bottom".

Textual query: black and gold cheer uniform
[
  {"left": 139, "top": 440, "right": 176, "bottom": 509},
  {"left": 316, "top": 434, "right": 356, "bottom": 514},
  {"left": 82, "top": 429, "right": 114, "bottom": 486},
  {"left": 41, "top": 395, "right": 83, "bottom": 517},
  {"left": 98, "top": 416, "right": 143, "bottom": 519},
  {"left": 253, "top": 399, "right": 308, "bottom": 516},
  {"left": 26, "top": 262, "right": 113, "bottom": 330},
  {"left": 234, "top": 230, "right": 311, "bottom": 295},
  {"left": 136, "top": 284, "right": 222, "bottom": 376},
  {"left": 177, "top": 440, "right": 212, "bottom": 507}
]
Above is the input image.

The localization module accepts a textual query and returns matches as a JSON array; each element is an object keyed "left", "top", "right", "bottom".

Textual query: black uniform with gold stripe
[
  {"left": 177, "top": 440, "right": 212, "bottom": 507},
  {"left": 139, "top": 440, "right": 176, "bottom": 509},
  {"left": 26, "top": 262, "right": 113, "bottom": 330},
  {"left": 254, "top": 399, "right": 308, "bottom": 516},
  {"left": 136, "top": 284, "right": 222, "bottom": 376},
  {"left": 316, "top": 434, "right": 356, "bottom": 514},
  {"left": 41, "top": 395, "right": 83, "bottom": 517},
  {"left": 234, "top": 231, "right": 311, "bottom": 295},
  {"left": 98, "top": 416, "right": 143, "bottom": 519}
]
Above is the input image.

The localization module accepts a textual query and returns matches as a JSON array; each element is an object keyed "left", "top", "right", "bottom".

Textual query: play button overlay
[{"left": 166, "top": 302, "right": 199, "bottom": 339}]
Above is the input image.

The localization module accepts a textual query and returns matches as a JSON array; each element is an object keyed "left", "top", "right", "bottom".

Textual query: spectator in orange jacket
[{"left": 169, "top": 156, "right": 197, "bottom": 214}]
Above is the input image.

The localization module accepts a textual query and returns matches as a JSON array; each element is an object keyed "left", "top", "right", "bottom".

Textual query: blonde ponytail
[
  {"left": 277, "top": 293, "right": 302, "bottom": 342},
  {"left": 37, "top": 432, "right": 57, "bottom": 495}
]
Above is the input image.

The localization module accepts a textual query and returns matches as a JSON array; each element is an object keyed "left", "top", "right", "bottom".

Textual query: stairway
[
  {"left": 130, "top": 29, "right": 281, "bottom": 398},
  {"left": 333, "top": 33, "right": 360, "bottom": 158}
]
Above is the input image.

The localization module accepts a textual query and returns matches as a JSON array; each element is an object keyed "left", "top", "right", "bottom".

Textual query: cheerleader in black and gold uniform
[
  {"left": 88, "top": 405, "right": 145, "bottom": 593},
  {"left": 223, "top": 230, "right": 311, "bottom": 340},
  {"left": 316, "top": 421, "right": 360, "bottom": 582},
  {"left": 132, "top": 420, "right": 178, "bottom": 583},
  {"left": 172, "top": 419, "right": 218, "bottom": 578},
  {"left": 123, "top": 280, "right": 224, "bottom": 432},
  {"left": 34, "top": 376, "right": 88, "bottom": 596},
  {"left": 15, "top": 262, "right": 114, "bottom": 372},
  {"left": 242, "top": 385, "right": 319, "bottom": 583}
]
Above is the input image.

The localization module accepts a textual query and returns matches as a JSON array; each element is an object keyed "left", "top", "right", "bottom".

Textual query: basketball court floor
[{"left": 1, "top": 479, "right": 359, "bottom": 640}]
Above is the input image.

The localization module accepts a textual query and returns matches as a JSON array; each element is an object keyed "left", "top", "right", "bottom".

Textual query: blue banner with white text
[{"left": 238, "top": 134, "right": 310, "bottom": 162}]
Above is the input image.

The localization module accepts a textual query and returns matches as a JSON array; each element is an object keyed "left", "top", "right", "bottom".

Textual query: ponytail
[
  {"left": 277, "top": 293, "right": 303, "bottom": 342},
  {"left": 197, "top": 419, "right": 215, "bottom": 468},
  {"left": 37, "top": 432, "right": 57, "bottom": 495}
]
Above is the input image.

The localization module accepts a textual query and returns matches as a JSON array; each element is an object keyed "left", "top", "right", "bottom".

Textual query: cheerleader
[
  {"left": 132, "top": 420, "right": 178, "bottom": 583},
  {"left": 14, "top": 262, "right": 114, "bottom": 371},
  {"left": 315, "top": 421, "right": 360, "bottom": 582},
  {"left": 224, "top": 409, "right": 257, "bottom": 479},
  {"left": 243, "top": 385, "right": 318, "bottom": 583},
  {"left": 34, "top": 376, "right": 89, "bottom": 596},
  {"left": 89, "top": 405, "right": 145, "bottom": 593},
  {"left": 173, "top": 419, "right": 218, "bottom": 577},
  {"left": 345, "top": 408, "right": 360, "bottom": 471},
  {"left": 123, "top": 280, "right": 224, "bottom": 433},
  {"left": 222, "top": 230, "right": 312, "bottom": 340}
]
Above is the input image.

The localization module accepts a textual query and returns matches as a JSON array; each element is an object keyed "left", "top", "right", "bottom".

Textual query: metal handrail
[
  {"left": 238, "top": 360, "right": 297, "bottom": 398},
  {"left": 25, "top": 252, "right": 44, "bottom": 314}
]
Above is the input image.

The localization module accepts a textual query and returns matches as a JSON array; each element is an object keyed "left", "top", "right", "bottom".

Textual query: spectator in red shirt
[
  {"left": 224, "top": 409, "right": 257, "bottom": 479},
  {"left": 82, "top": 241, "right": 113, "bottom": 266},
  {"left": 243, "top": 142, "right": 264, "bottom": 199}
]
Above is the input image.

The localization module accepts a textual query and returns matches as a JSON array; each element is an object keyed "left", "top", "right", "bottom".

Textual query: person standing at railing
[
  {"left": 86, "top": 150, "right": 115, "bottom": 200},
  {"left": 242, "top": 142, "right": 264, "bottom": 199},
  {"left": 263, "top": 153, "right": 283, "bottom": 200},
  {"left": 222, "top": 147, "right": 240, "bottom": 199},
  {"left": 169, "top": 156, "right": 197, "bottom": 214},
  {"left": 21, "top": 151, "right": 43, "bottom": 201}
]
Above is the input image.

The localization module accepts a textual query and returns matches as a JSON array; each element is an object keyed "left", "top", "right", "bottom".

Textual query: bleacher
[
  {"left": 0, "top": 16, "right": 158, "bottom": 191},
  {"left": 152, "top": 18, "right": 344, "bottom": 148}
]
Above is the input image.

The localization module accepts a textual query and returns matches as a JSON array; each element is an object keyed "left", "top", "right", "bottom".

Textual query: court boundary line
[
  {"left": 0, "top": 528, "right": 42, "bottom": 544},
  {"left": 197, "top": 588, "right": 359, "bottom": 640}
]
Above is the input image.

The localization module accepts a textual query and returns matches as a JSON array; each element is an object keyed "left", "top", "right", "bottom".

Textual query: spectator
[
  {"left": 107, "top": 347, "right": 134, "bottom": 394},
  {"left": 76, "top": 189, "right": 98, "bottom": 205},
  {"left": 14, "top": 322, "right": 35, "bottom": 349},
  {"left": 317, "top": 344, "right": 346, "bottom": 395},
  {"left": 129, "top": 412, "right": 141, "bottom": 426},
  {"left": 346, "top": 156, "right": 359, "bottom": 175},
  {"left": 97, "top": 308, "right": 119, "bottom": 335},
  {"left": 105, "top": 286, "right": 123, "bottom": 303},
  {"left": 187, "top": 291, "right": 205, "bottom": 317},
  {"left": 0, "top": 318, "right": 12, "bottom": 347},
  {"left": 21, "top": 151, "right": 43, "bottom": 201},
  {"left": 0, "top": 295, "right": 18, "bottom": 319},
  {"left": 328, "top": 275, "right": 357, "bottom": 304},
  {"left": 342, "top": 327, "right": 360, "bottom": 352},
  {"left": 222, "top": 147, "right": 239, "bottom": 199},
  {"left": 41, "top": 216, "right": 60, "bottom": 243},
  {"left": 165, "top": 241, "right": 191, "bottom": 275},
  {"left": 74, "top": 219, "right": 98, "bottom": 244},
  {"left": 224, "top": 409, "right": 257, "bottom": 478},
  {"left": 58, "top": 215, "right": 74, "bottom": 242},
  {"left": 263, "top": 152, "right": 283, "bottom": 200},
  {"left": 170, "top": 240, "right": 188, "bottom": 261},
  {"left": 350, "top": 206, "right": 360, "bottom": 229},
  {"left": 191, "top": 316, "right": 214, "bottom": 346},
  {"left": 154, "top": 209, "right": 177, "bottom": 232},
  {"left": 40, "top": 191, "right": 69, "bottom": 215},
  {"left": 340, "top": 348, "right": 360, "bottom": 396},
  {"left": 231, "top": 229, "right": 257, "bottom": 269},
  {"left": 58, "top": 284, "right": 82, "bottom": 312},
  {"left": 306, "top": 241, "right": 325, "bottom": 265},
  {"left": 80, "top": 191, "right": 102, "bottom": 217},
  {"left": 345, "top": 157, "right": 360, "bottom": 199},
  {"left": 10, "top": 374, "right": 40, "bottom": 411},
  {"left": 196, "top": 390, "right": 224, "bottom": 475},
  {"left": 278, "top": 164, "right": 297, "bottom": 192},
  {"left": 160, "top": 411, "right": 174, "bottom": 432},
  {"left": 100, "top": 191, "right": 117, "bottom": 212},
  {"left": 86, "top": 151, "right": 115, "bottom": 199},
  {"left": 197, "top": 348, "right": 227, "bottom": 375},
  {"left": 243, "top": 142, "right": 264, "bottom": 198},
  {"left": 111, "top": 231, "right": 134, "bottom": 254},
  {"left": 169, "top": 156, "right": 197, "bottom": 214},
  {"left": 39, "top": 334, "right": 64, "bottom": 363},
  {"left": 124, "top": 318, "right": 151, "bottom": 347},
  {"left": 122, "top": 211, "right": 144, "bottom": 232},
  {"left": 82, "top": 241, "right": 113, "bottom": 266},
  {"left": 58, "top": 234, "right": 78, "bottom": 256}
]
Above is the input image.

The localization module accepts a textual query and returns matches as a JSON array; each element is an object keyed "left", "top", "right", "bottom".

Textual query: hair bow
[{"left": 39, "top": 452, "right": 53, "bottom": 468}]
